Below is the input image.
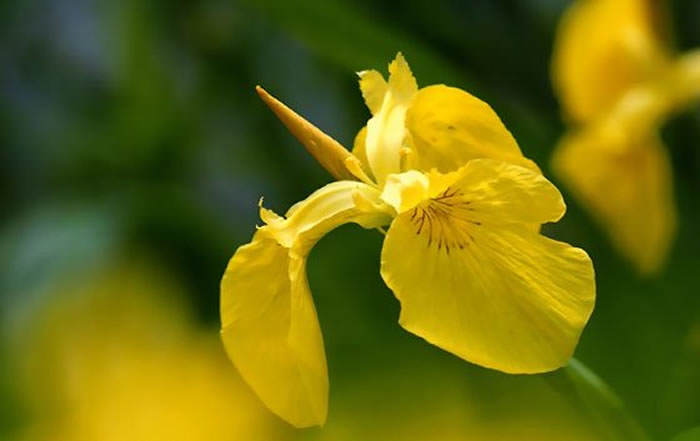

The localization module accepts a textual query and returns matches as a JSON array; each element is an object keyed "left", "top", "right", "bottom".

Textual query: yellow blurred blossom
[
  {"left": 14, "top": 263, "right": 288, "bottom": 441},
  {"left": 221, "top": 53, "right": 595, "bottom": 427},
  {"left": 551, "top": 0, "right": 700, "bottom": 273}
]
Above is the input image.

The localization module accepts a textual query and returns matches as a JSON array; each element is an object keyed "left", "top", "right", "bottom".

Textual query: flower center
[{"left": 408, "top": 187, "right": 481, "bottom": 253}]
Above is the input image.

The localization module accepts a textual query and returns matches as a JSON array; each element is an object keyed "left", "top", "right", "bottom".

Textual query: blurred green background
[{"left": 1, "top": 0, "right": 699, "bottom": 440}]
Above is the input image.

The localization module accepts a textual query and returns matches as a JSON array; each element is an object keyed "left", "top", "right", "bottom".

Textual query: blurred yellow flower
[
  {"left": 551, "top": 0, "right": 700, "bottom": 273},
  {"left": 14, "top": 263, "right": 288, "bottom": 441},
  {"left": 221, "top": 53, "right": 595, "bottom": 427}
]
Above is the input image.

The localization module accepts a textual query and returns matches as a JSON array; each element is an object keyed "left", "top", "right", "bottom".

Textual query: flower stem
[{"left": 545, "top": 358, "right": 652, "bottom": 441}]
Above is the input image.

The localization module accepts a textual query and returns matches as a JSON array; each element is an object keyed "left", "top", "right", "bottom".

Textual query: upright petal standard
[{"left": 221, "top": 53, "right": 596, "bottom": 427}]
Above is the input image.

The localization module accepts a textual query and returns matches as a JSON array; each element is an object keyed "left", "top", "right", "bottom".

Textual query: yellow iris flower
[
  {"left": 551, "top": 0, "right": 700, "bottom": 274},
  {"left": 221, "top": 53, "right": 596, "bottom": 427}
]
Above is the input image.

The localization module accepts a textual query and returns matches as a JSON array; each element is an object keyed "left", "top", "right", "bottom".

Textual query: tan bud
[{"left": 256, "top": 86, "right": 355, "bottom": 181}]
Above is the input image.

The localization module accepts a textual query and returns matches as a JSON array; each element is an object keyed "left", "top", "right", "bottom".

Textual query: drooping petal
[
  {"left": 221, "top": 231, "right": 324, "bottom": 428},
  {"left": 551, "top": 0, "right": 670, "bottom": 123},
  {"left": 405, "top": 85, "right": 539, "bottom": 173},
  {"left": 221, "top": 181, "right": 391, "bottom": 427},
  {"left": 380, "top": 160, "right": 595, "bottom": 373},
  {"left": 364, "top": 53, "right": 418, "bottom": 184},
  {"left": 552, "top": 130, "right": 676, "bottom": 274}
]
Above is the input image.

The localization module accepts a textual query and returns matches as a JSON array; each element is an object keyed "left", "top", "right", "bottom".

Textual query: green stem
[{"left": 545, "top": 358, "right": 651, "bottom": 441}]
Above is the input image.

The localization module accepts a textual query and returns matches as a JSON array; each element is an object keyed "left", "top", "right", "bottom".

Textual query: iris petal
[
  {"left": 358, "top": 69, "right": 388, "bottom": 115},
  {"left": 380, "top": 160, "right": 595, "bottom": 373},
  {"left": 381, "top": 160, "right": 563, "bottom": 222},
  {"left": 405, "top": 85, "right": 539, "bottom": 173},
  {"left": 221, "top": 231, "right": 326, "bottom": 428},
  {"left": 220, "top": 181, "right": 391, "bottom": 427},
  {"left": 365, "top": 53, "right": 418, "bottom": 183},
  {"left": 351, "top": 126, "right": 375, "bottom": 182}
]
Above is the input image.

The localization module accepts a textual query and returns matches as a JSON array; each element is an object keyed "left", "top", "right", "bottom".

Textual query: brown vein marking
[{"left": 408, "top": 186, "right": 480, "bottom": 253}]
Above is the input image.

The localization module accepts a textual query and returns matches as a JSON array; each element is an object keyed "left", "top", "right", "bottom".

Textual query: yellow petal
[
  {"left": 220, "top": 181, "right": 391, "bottom": 427},
  {"left": 551, "top": 0, "right": 669, "bottom": 122},
  {"left": 358, "top": 70, "right": 388, "bottom": 115},
  {"left": 405, "top": 85, "right": 539, "bottom": 173},
  {"left": 365, "top": 53, "right": 418, "bottom": 184},
  {"left": 380, "top": 161, "right": 595, "bottom": 373},
  {"left": 380, "top": 170, "right": 430, "bottom": 214},
  {"left": 552, "top": 130, "right": 676, "bottom": 274},
  {"left": 449, "top": 159, "right": 565, "bottom": 225},
  {"left": 221, "top": 230, "right": 326, "bottom": 428},
  {"left": 255, "top": 86, "right": 356, "bottom": 181},
  {"left": 387, "top": 52, "right": 418, "bottom": 102},
  {"left": 381, "top": 159, "right": 564, "bottom": 223},
  {"left": 351, "top": 126, "right": 375, "bottom": 182},
  {"left": 274, "top": 181, "right": 393, "bottom": 249}
]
